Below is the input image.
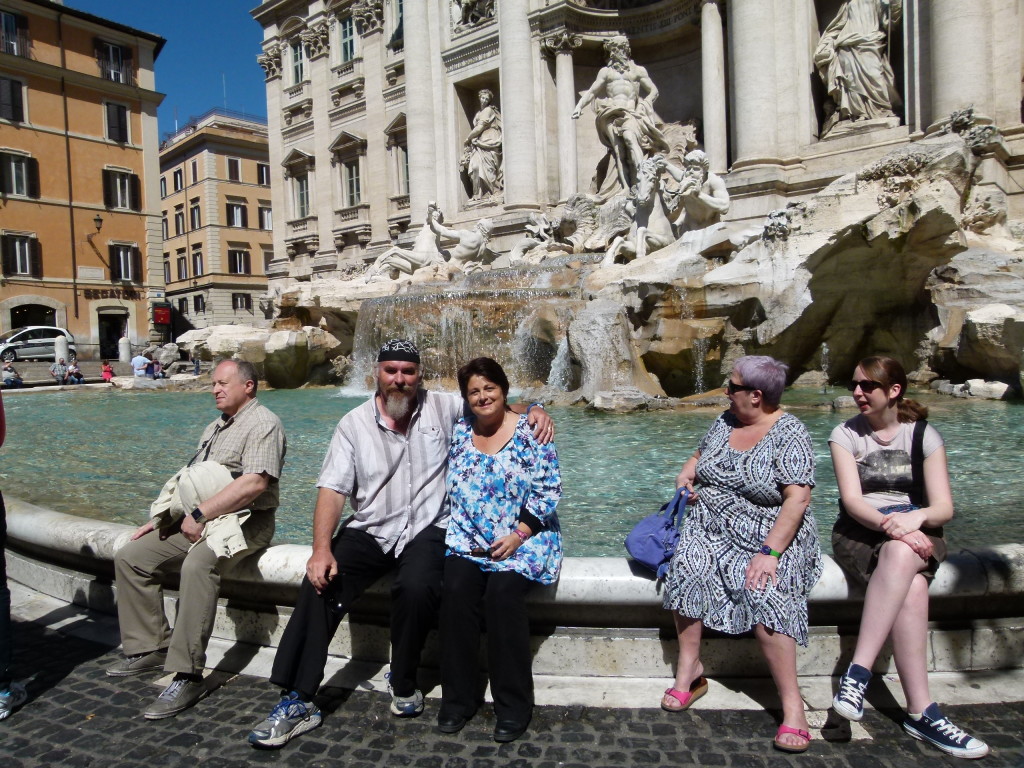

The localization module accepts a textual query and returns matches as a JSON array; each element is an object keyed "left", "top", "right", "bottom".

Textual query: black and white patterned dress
[{"left": 663, "top": 412, "right": 823, "bottom": 646}]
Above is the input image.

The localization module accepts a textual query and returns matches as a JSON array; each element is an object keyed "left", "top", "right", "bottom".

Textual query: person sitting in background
[
  {"left": 49, "top": 358, "right": 70, "bottom": 385},
  {"left": 152, "top": 360, "right": 166, "bottom": 379},
  {"left": 2, "top": 364, "right": 22, "bottom": 389},
  {"left": 829, "top": 356, "right": 988, "bottom": 759},
  {"left": 131, "top": 352, "right": 148, "bottom": 377},
  {"left": 101, "top": 361, "right": 114, "bottom": 382},
  {"left": 437, "top": 357, "right": 562, "bottom": 744},
  {"left": 67, "top": 362, "right": 85, "bottom": 385}
]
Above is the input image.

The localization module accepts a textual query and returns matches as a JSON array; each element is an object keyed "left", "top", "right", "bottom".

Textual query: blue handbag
[{"left": 624, "top": 488, "right": 690, "bottom": 579}]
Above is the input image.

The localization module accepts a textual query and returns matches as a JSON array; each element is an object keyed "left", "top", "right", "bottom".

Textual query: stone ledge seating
[{"left": 6, "top": 497, "right": 1023, "bottom": 681}]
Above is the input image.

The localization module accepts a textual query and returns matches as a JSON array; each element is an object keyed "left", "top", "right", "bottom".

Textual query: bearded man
[{"left": 247, "top": 339, "right": 553, "bottom": 749}]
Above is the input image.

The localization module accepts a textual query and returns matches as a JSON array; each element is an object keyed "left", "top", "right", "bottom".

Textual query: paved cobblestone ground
[{"left": 1, "top": 618, "right": 1022, "bottom": 768}]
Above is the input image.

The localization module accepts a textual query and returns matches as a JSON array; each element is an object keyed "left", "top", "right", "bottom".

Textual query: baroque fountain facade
[{"left": 214, "top": 0, "right": 1024, "bottom": 402}]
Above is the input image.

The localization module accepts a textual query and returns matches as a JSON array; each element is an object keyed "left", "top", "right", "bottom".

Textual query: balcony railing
[
  {"left": 99, "top": 59, "right": 136, "bottom": 87},
  {"left": 0, "top": 29, "right": 29, "bottom": 58}
]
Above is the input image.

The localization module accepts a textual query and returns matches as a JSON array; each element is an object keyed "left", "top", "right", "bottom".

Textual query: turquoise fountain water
[{"left": 1, "top": 387, "right": 1019, "bottom": 557}]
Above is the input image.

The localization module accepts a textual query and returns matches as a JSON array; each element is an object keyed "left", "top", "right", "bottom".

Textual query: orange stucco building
[{"left": 0, "top": 0, "right": 164, "bottom": 360}]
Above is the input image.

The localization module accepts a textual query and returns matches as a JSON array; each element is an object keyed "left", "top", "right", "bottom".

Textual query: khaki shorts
[{"left": 831, "top": 512, "right": 946, "bottom": 586}]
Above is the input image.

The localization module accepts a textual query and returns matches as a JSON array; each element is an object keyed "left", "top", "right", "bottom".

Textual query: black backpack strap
[{"left": 909, "top": 419, "right": 927, "bottom": 506}]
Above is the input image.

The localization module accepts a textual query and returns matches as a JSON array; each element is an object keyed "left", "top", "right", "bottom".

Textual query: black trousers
[
  {"left": 270, "top": 524, "right": 445, "bottom": 698},
  {"left": 439, "top": 556, "right": 534, "bottom": 722},
  {"left": 0, "top": 493, "right": 11, "bottom": 689}
]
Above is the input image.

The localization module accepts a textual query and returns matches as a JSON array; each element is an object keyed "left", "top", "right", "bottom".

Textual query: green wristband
[{"left": 759, "top": 544, "right": 782, "bottom": 558}]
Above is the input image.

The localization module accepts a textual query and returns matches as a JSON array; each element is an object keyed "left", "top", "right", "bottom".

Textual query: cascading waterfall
[
  {"left": 546, "top": 337, "right": 572, "bottom": 391},
  {"left": 692, "top": 335, "right": 710, "bottom": 393},
  {"left": 820, "top": 341, "right": 831, "bottom": 393}
]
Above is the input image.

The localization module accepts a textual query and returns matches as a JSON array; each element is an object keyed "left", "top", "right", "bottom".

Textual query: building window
[
  {"left": 193, "top": 294, "right": 205, "bottom": 313},
  {"left": 0, "top": 152, "right": 38, "bottom": 198},
  {"left": 191, "top": 160, "right": 199, "bottom": 183},
  {"left": 159, "top": 176, "right": 167, "bottom": 198},
  {"left": 340, "top": 17, "right": 356, "bottom": 63},
  {"left": 0, "top": 11, "right": 28, "bottom": 58},
  {"left": 105, "top": 103, "right": 128, "bottom": 143},
  {"left": 294, "top": 174, "right": 309, "bottom": 219},
  {"left": 178, "top": 297, "right": 188, "bottom": 316},
  {"left": 227, "top": 157, "right": 241, "bottom": 182},
  {"left": 97, "top": 40, "right": 133, "bottom": 85},
  {"left": 176, "top": 253, "right": 187, "bottom": 280},
  {"left": 232, "top": 293, "right": 252, "bottom": 312},
  {"left": 259, "top": 206, "right": 273, "bottom": 231},
  {"left": 109, "top": 244, "right": 141, "bottom": 282},
  {"left": 103, "top": 169, "right": 140, "bottom": 211},
  {"left": 398, "top": 145, "right": 409, "bottom": 195},
  {"left": 189, "top": 199, "right": 201, "bottom": 229},
  {"left": 173, "top": 168, "right": 183, "bottom": 191},
  {"left": 291, "top": 39, "right": 305, "bottom": 84},
  {"left": 163, "top": 256, "right": 170, "bottom": 284},
  {"left": 343, "top": 159, "right": 361, "bottom": 207},
  {"left": 161, "top": 213, "right": 168, "bottom": 239},
  {"left": 257, "top": 163, "right": 270, "bottom": 186},
  {"left": 1, "top": 233, "right": 40, "bottom": 277},
  {"left": 0, "top": 76, "right": 24, "bottom": 122},
  {"left": 226, "top": 202, "right": 248, "bottom": 228},
  {"left": 228, "top": 249, "right": 251, "bottom": 275},
  {"left": 191, "top": 247, "right": 203, "bottom": 277},
  {"left": 174, "top": 207, "right": 184, "bottom": 236}
]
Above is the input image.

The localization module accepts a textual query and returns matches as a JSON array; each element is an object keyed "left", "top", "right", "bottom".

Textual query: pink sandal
[
  {"left": 661, "top": 676, "right": 708, "bottom": 712},
  {"left": 773, "top": 724, "right": 812, "bottom": 753}
]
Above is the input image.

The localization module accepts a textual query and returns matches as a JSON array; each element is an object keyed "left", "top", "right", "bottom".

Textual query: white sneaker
[{"left": 0, "top": 682, "right": 28, "bottom": 720}]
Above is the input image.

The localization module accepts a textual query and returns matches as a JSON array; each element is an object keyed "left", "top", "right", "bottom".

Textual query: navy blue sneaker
[
  {"left": 903, "top": 703, "right": 989, "bottom": 759},
  {"left": 832, "top": 663, "right": 870, "bottom": 721}
]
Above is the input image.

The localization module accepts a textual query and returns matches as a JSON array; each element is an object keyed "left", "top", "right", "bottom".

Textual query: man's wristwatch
[
  {"left": 758, "top": 544, "right": 782, "bottom": 558},
  {"left": 191, "top": 508, "right": 207, "bottom": 524}
]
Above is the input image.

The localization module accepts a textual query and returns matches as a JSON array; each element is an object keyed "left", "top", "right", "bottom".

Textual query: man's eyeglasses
[
  {"left": 846, "top": 379, "right": 884, "bottom": 393},
  {"left": 726, "top": 381, "right": 757, "bottom": 395}
]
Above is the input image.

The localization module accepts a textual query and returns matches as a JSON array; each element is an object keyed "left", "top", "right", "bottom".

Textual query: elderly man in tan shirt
[{"left": 106, "top": 359, "right": 286, "bottom": 720}]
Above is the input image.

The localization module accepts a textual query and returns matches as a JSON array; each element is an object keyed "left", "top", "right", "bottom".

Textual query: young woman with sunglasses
[{"left": 829, "top": 356, "right": 988, "bottom": 759}]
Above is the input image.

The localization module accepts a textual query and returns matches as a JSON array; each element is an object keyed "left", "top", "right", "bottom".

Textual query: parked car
[{"left": 0, "top": 326, "right": 77, "bottom": 363}]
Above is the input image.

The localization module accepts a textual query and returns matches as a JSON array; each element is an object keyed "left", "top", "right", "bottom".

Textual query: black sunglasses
[
  {"left": 847, "top": 379, "right": 884, "bottom": 393},
  {"left": 726, "top": 381, "right": 757, "bottom": 395}
]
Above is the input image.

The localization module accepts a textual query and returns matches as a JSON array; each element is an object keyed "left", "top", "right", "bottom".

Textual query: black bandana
[{"left": 377, "top": 338, "right": 421, "bottom": 364}]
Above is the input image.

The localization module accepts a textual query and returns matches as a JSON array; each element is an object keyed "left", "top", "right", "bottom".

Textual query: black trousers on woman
[
  {"left": 439, "top": 556, "right": 534, "bottom": 723},
  {"left": 270, "top": 525, "right": 445, "bottom": 699}
]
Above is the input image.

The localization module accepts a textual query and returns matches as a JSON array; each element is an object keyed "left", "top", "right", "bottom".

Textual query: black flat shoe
[
  {"left": 437, "top": 713, "right": 468, "bottom": 734},
  {"left": 493, "top": 718, "right": 529, "bottom": 743}
]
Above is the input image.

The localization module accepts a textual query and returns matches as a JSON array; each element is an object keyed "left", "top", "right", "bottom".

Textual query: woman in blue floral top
[{"left": 437, "top": 357, "right": 562, "bottom": 744}]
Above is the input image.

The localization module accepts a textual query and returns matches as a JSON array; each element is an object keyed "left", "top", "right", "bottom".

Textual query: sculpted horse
[{"left": 602, "top": 154, "right": 676, "bottom": 267}]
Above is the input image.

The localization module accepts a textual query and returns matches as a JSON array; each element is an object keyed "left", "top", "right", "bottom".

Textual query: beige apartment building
[
  {"left": 158, "top": 109, "right": 273, "bottom": 335},
  {"left": 0, "top": 0, "right": 164, "bottom": 360}
]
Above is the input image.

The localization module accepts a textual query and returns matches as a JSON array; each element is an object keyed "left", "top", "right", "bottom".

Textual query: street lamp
[{"left": 93, "top": 214, "right": 103, "bottom": 232}]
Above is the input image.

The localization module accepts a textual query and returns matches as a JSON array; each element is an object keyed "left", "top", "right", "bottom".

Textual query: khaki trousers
[{"left": 113, "top": 511, "right": 273, "bottom": 675}]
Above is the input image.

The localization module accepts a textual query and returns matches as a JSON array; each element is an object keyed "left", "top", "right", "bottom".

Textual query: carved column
[
  {"left": 928, "top": 0, "right": 993, "bottom": 130},
  {"left": 358, "top": 19, "right": 389, "bottom": 248},
  {"left": 728, "top": 0, "right": 778, "bottom": 168},
  {"left": 498, "top": 0, "right": 539, "bottom": 209},
  {"left": 404, "top": 0, "right": 437, "bottom": 221},
  {"left": 701, "top": 0, "right": 728, "bottom": 174},
  {"left": 542, "top": 32, "right": 582, "bottom": 201}
]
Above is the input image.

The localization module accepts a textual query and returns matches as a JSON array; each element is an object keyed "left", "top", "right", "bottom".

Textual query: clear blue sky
[{"left": 66, "top": 0, "right": 268, "bottom": 140}]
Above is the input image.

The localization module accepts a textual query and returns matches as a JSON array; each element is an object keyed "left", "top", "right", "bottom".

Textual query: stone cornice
[
  {"left": 442, "top": 34, "right": 500, "bottom": 74},
  {"left": 530, "top": 0, "right": 700, "bottom": 41}
]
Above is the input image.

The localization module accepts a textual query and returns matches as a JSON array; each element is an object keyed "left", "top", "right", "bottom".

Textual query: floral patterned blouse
[{"left": 445, "top": 414, "right": 563, "bottom": 585}]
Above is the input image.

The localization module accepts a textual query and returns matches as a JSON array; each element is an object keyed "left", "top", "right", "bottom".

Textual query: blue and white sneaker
[
  {"left": 248, "top": 692, "right": 322, "bottom": 749},
  {"left": 0, "top": 682, "right": 27, "bottom": 720},
  {"left": 386, "top": 673, "right": 424, "bottom": 718},
  {"left": 903, "top": 703, "right": 990, "bottom": 759},
  {"left": 833, "top": 663, "right": 870, "bottom": 721}
]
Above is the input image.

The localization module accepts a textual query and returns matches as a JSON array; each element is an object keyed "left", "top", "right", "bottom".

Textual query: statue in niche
[
  {"left": 572, "top": 34, "right": 669, "bottom": 198},
  {"left": 426, "top": 202, "right": 494, "bottom": 273},
  {"left": 814, "top": 0, "right": 903, "bottom": 138},
  {"left": 460, "top": 89, "right": 504, "bottom": 204},
  {"left": 453, "top": 0, "right": 495, "bottom": 28}
]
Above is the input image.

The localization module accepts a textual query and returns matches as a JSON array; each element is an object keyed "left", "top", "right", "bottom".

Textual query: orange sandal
[
  {"left": 773, "top": 724, "right": 812, "bottom": 753},
  {"left": 661, "top": 676, "right": 708, "bottom": 712}
]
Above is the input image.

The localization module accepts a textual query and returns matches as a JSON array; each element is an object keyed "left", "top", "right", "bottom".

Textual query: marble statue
[
  {"left": 813, "top": 0, "right": 903, "bottom": 137},
  {"left": 426, "top": 202, "right": 493, "bottom": 273},
  {"left": 660, "top": 149, "right": 730, "bottom": 234},
  {"left": 460, "top": 89, "right": 503, "bottom": 203},
  {"left": 367, "top": 226, "right": 445, "bottom": 280},
  {"left": 454, "top": 0, "right": 495, "bottom": 27},
  {"left": 572, "top": 34, "right": 669, "bottom": 197},
  {"left": 603, "top": 154, "right": 675, "bottom": 266},
  {"left": 508, "top": 213, "right": 576, "bottom": 264}
]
